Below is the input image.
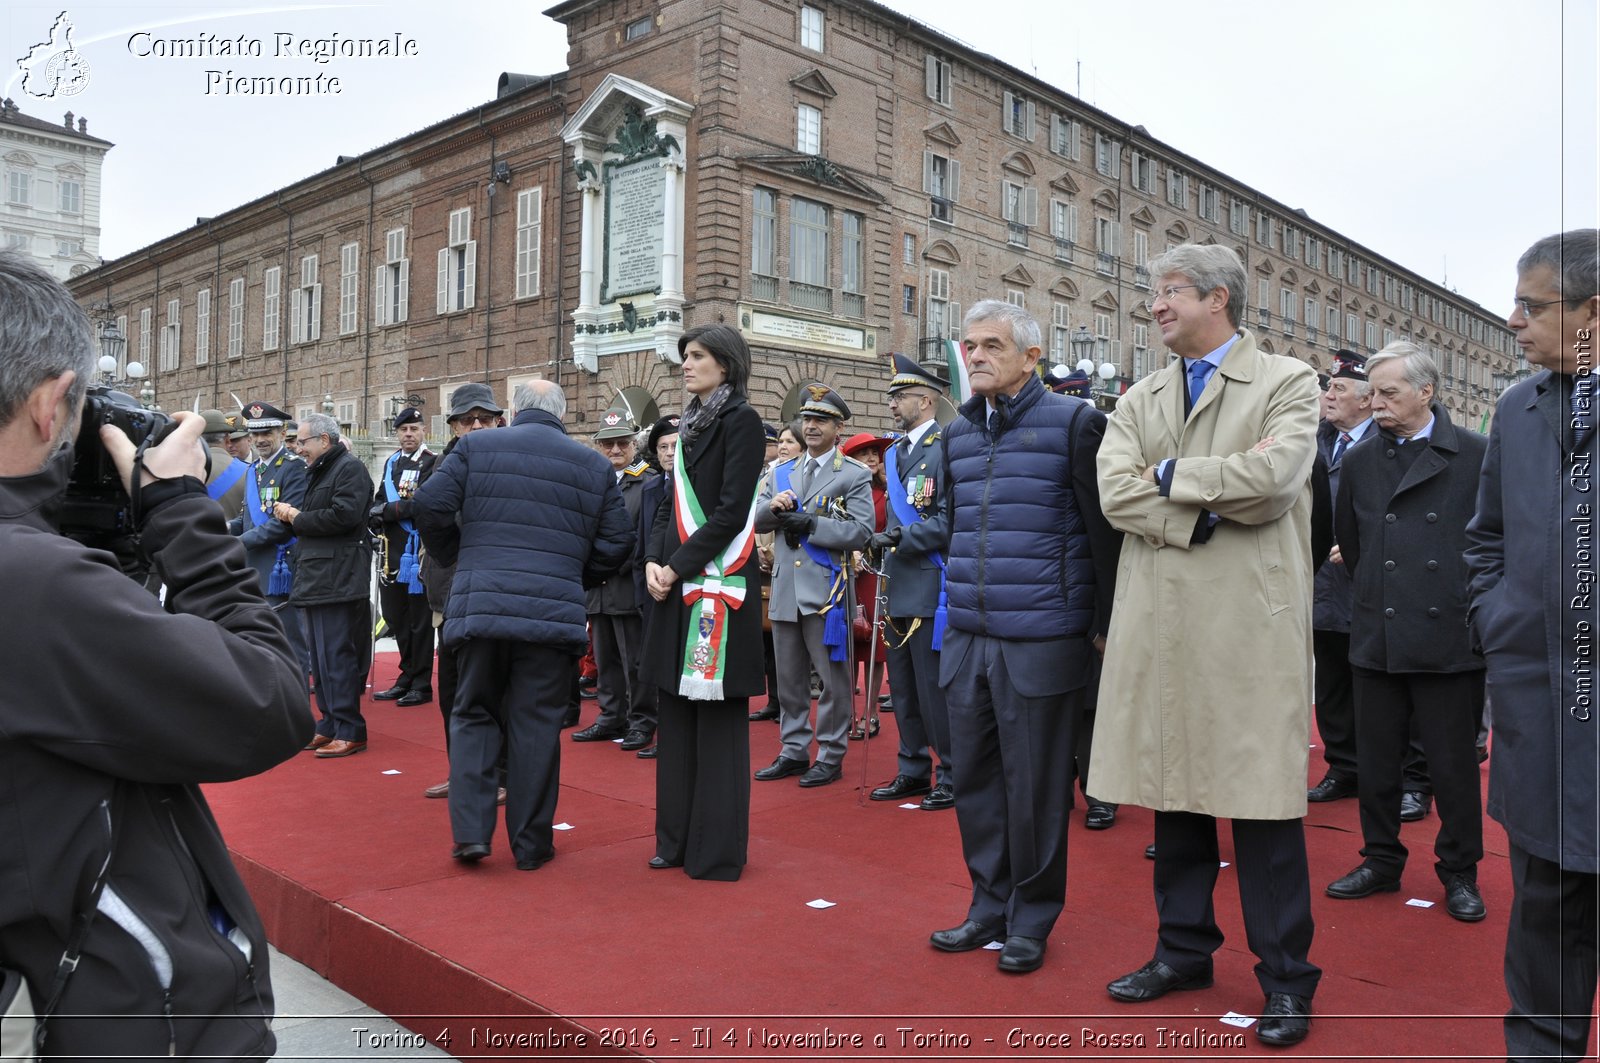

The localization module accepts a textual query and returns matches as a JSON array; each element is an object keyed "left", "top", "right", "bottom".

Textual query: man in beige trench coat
[{"left": 1093, "top": 243, "right": 1322, "bottom": 1048}]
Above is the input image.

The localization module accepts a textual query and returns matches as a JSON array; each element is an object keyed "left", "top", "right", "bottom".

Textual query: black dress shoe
[
  {"left": 997, "top": 936, "right": 1046, "bottom": 974},
  {"left": 619, "top": 729, "right": 654, "bottom": 751},
  {"left": 648, "top": 856, "right": 682, "bottom": 870},
  {"left": 1255, "top": 992, "right": 1311, "bottom": 1046},
  {"left": 578, "top": 678, "right": 598, "bottom": 700},
  {"left": 572, "top": 721, "right": 625, "bottom": 742},
  {"left": 372, "top": 684, "right": 408, "bottom": 701},
  {"left": 1084, "top": 801, "right": 1117, "bottom": 830},
  {"left": 929, "top": 919, "right": 1000, "bottom": 952},
  {"left": 1144, "top": 842, "right": 1156, "bottom": 860},
  {"left": 754, "top": 755, "right": 808, "bottom": 781},
  {"left": 560, "top": 707, "right": 581, "bottom": 728},
  {"left": 451, "top": 842, "right": 490, "bottom": 862},
  {"left": 798, "top": 761, "right": 843, "bottom": 787},
  {"left": 1106, "top": 958, "right": 1214, "bottom": 1002},
  {"left": 1400, "top": 790, "right": 1432, "bottom": 821},
  {"left": 1325, "top": 865, "right": 1402, "bottom": 899},
  {"left": 870, "top": 774, "right": 931, "bottom": 802},
  {"left": 395, "top": 688, "right": 432, "bottom": 707},
  {"left": 636, "top": 745, "right": 657, "bottom": 759},
  {"left": 920, "top": 783, "right": 955, "bottom": 810},
  {"left": 1306, "top": 774, "right": 1357, "bottom": 802},
  {"left": 515, "top": 851, "right": 554, "bottom": 871},
  {"left": 748, "top": 705, "right": 780, "bottom": 721},
  {"left": 1444, "top": 875, "right": 1486, "bottom": 922}
]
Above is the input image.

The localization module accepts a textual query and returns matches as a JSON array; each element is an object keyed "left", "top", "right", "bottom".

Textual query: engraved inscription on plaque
[{"left": 602, "top": 159, "right": 665, "bottom": 304}]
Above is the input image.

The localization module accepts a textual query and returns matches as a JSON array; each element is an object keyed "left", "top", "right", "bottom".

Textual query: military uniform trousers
[
  {"left": 379, "top": 578, "right": 435, "bottom": 692},
  {"left": 883, "top": 614, "right": 952, "bottom": 786},
  {"left": 591, "top": 610, "right": 648, "bottom": 732},
  {"left": 771, "top": 614, "right": 853, "bottom": 768}
]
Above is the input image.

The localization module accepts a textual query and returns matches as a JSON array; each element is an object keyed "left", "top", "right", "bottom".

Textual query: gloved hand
[
  {"left": 369, "top": 501, "right": 389, "bottom": 522},
  {"left": 779, "top": 510, "right": 817, "bottom": 536},
  {"left": 867, "top": 528, "right": 902, "bottom": 554}
]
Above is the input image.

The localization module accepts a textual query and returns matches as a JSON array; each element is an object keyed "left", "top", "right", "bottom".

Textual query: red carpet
[{"left": 205, "top": 653, "right": 1585, "bottom": 1061}]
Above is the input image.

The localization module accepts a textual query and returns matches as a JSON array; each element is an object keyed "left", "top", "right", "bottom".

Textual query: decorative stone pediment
[
  {"left": 790, "top": 68, "right": 838, "bottom": 99},
  {"left": 1049, "top": 171, "right": 1079, "bottom": 195},
  {"left": 1259, "top": 338, "right": 1276, "bottom": 354},
  {"left": 1091, "top": 289, "right": 1120, "bottom": 311},
  {"left": 561, "top": 73, "right": 691, "bottom": 154},
  {"left": 1049, "top": 276, "right": 1079, "bottom": 300},
  {"left": 1000, "top": 151, "right": 1035, "bottom": 177},
  {"left": 740, "top": 153, "right": 884, "bottom": 202},
  {"left": 925, "top": 239, "right": 961, "bottom": 266},
  {"left": 1091, "top": 188, "right": 1118, "bottom": 211},
  {"left": 1001, "top": 263, "right": 1036, "bottom": 287},
  {"left": 924, "top": 120, "right": 961, "bottom": 148},
  {"left": 1256, "top": 258, "right": 1275, "bottom": 276},
  {"left": 1166, "top": 220, "right": 1190, "bottom": 243},
  {"left": 1305, "top": 279, "right": 1321, "bottom": 295},
  {"left": 1129, "top": 205, "right": 1157, "bottom": 227},
  {"left": 1281, "top": 268, "right": 1299, "bottom": 286}
]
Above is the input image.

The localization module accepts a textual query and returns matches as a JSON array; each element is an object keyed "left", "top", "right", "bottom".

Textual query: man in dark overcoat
[
  {"left": 1466, "top": 228, "right": 1600, "bottom": 1062},
  {"left": 1327, "top": 343, "right": 1487, "bottom": 922},
  {"left": 370, "top": 405, "right": 437, "bottom": 706}
]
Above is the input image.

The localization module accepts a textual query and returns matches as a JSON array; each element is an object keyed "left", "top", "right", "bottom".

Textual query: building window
[
  {"left": 1050, "top": 302, "right": 1071, "bottom": 359},
  {"left": 6, "top": 171, "right": 30, "bottom": 206},
  {"left": 1305, "top": 296, "right": 1318, "bottom": 341},
  {"left": 438, "top": 208, "right": 476, "bottom": 314},
  {"left": 58, "top": 178, "right": 81, "bottom": 214},
  {"left": 1133, "top": 324, "right": 1150, "bottom": 379},
  {"left": 55, "top": 239, "right": 81, "bottom": 256},
  {"left": 515, "top": 189, "right": 542, "bottom": 299},
  {"left": 1198, "top": 183, "right": 1219, "bottom": 223},
  {"left": 1166, "top": 167, "right": 1188, "bottom": 209},
  {"left": 1051, "top": 199, "right": 1078, "bottom": 261},
  {"left": 624, "top": 16, "right": 652, "bottom": 41},
  {"left": 925, "top": 55, "right": 951, "bottom": 106},
  {"left": 923, "top": 150, "right": 959, "bottom": 224},
  {"left": 339, "top": 243, "right": 360, "bottom": 333},
  {"left": 1050, "top": 115, "right": 1081, "bottom": 160},
  {"left": 262, "top": 266, "right": 281, "bottom": 350},
  {"left": 1327, "top": 305, "right": 1339, "bottom": 342},
  {"left": 790, "top": 198, "right": 830, "bottom": 310},
  {"left": 1095, "top": 217, "right": 1119, "bottom": 273},
  {"left": 1094, "top": 133, "right": 1120, "bottom": 177},
  {"left": 1131, "top": 152, "right": 1154, "bottom": 193},
  {"left": 1257, "top": 279, "right": 1271, "bottom": 327},
  {"left": 2, "top": 232, "right": 26, "bottom": 251},
  {"left": 1002, "top": 180, "right": 1037, "bottom": 241},
  {"left": 927, "top": 268, "right": 957, "bottom": 342},
  {"left": 1005, "top": 288, "right": 1025, "bottom": 309},
  {"left": 841, "top": 211, "right": 864, "bottom": 317},
  {"left": 290, "top": 253, "right": 321, "bottom": 344},
  {"left": 1365, "top": 321, "right": 1378, "bottom": 350},
  {"left": 228, "top": 278, "right": 244, "bottom": 358},
  {"left": 800, "top": 5, "right": 824, "bottom": 51},
  {"left": 1280, "top": 288, "right": 1296, "bottom": 335},
  {"left": 1132, "top": 230, "right": 1150, "bottom": 287},
  {"left": 195, "top": 288, "right": 210, "bottom": 365},
  {"left": 1002, "top": 91, "right": 1034, "bottom": 139},
  {"left": 796, "top": 104, "right": 821, "bottom": 155},
  {"left": 139, "top": 306, "right": 152, "bottom": 365},
  {"left": 903, "top": 233, "right": 916, "bottom": 266},
  {"left": 751, "top": 187, "right": 777, "bottom": 300},
  {"left": 1256, "top": 211, "right": 1273, "bottom": 247},
  {"left": 1229, "top": 198, "right": 1247, "bottom": 236},
  {"left": 1093, "top": 312, "right": 1112, "bottom": 359},
  {"left": 159, "top": 298, "right": 180, "bottom": 372},
  {"left": 375, "top": 227, "right": 409, "bottom": 326},
  {"left": 902, "top": 284, "right": 916, "bottom": 315}
]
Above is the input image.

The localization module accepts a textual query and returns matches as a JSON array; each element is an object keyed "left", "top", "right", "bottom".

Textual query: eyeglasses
[
  {"left": 599, "top": 439, "right": 633, "bottom": 450},
  {"left": 1141, "top": 284, "right": 1201, "bottom": 313},
  {"left": 1513, "top": 296, "right": 1564, "bottom": 318},
  {"left": 455, "top": 413, "right": 498, "bottom": 426}
]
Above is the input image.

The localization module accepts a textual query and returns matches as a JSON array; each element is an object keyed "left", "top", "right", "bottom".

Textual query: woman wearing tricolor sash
[{"left": 643, "top": 324, "right": 765, "bottom": 881}]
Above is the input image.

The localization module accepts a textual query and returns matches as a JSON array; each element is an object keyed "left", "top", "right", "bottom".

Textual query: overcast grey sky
[{"left": 4, "top": 0, "right": 1594, "bottom": 315}]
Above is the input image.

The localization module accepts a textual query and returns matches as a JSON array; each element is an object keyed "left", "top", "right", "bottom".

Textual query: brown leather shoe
[
  {"left": 423, "top": 780, "right": 449, "bottom": 799},
  {"left": 314, "top": 739, "right": 367, "bottom": 758},
  {"left": 303, "top": 734, "right": 334, "bottom": 752}
]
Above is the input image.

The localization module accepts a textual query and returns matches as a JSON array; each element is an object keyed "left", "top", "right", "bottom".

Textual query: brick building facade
[{"left": 69, "top": 0, "right": 1518, "bottom": 438}]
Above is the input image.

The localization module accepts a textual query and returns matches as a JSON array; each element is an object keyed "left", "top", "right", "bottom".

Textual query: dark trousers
[
  {"left": 1351, "top": 667, "right": 1484, "bottom": 882},
  {"left": 591, "top": 609, "right": 647, "bottom": 732},
  {"left": 436, "top": 635, "right": 458, "bottom": 754},
  {"left": 268, "top": 594, "right": 313, "bottom": 689},
  {"left": 655, "top": 691, "right": 751, "bottom": 881},
  {"left": 1312, "top": 629, "right": 1358, "bottom": 780},
  {"left": 303, "top": 599, "right": 369, "bottom": 741},
  {"left": 944, "top": 633, "right": 1078, "bottom": 939},
  {"left": 449, "top": 639, "right": 571, "bottom": 865},
  {"left": 1504, "top": 842, "right": 1599, "bottom": 1062},
  {"left": 1152, "top": 811, "right": 1321, "bottom": 998},
  {"left": 884, "top": 615, "right": 952, "bottom": 786},
  {"left": 378, "top": 579, "right": 435, "bottom": 691},
  {"left": 1072, "top": 655, "right": 1105, "bottom": 802}
]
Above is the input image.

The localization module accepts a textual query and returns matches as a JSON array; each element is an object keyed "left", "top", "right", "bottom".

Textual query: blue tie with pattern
[{"left": 1187, "top": 360, "right": 1216, "bottom": 411}]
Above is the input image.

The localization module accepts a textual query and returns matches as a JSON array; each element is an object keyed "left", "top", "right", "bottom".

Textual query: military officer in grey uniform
[
  {"left": 867, "top": 353, "right": 956, "bottom": 810},
  {"left": 754, "top": 384, "right": 873, "bottom": 788},
  {"left": 227, "top": 399, "right": 312, "bottom": 687}
]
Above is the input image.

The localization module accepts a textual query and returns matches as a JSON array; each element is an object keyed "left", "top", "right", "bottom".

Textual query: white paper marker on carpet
[
  {"left": 806, "top": 899, "right": 836, "bottom": 909},
  {"left": 553, "top": 822, "right": 575, "bottom": 831},
  {"left": 1407, "top": 898, "right": 1434, "bottom": 908},
  {"left": 1220, "top": 1012, "right": 1256, "bottom": 1028},
  {"left": 382, "top": 769, "right": 402, "bottom": 775}
]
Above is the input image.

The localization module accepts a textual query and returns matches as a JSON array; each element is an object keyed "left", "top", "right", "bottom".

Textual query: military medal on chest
[{"left": 397, "top": 466, "right": 421, "bottom": 499}]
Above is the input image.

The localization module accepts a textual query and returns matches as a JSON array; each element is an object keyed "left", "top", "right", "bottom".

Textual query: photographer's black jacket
[{"left": 0, "top": 448, "right": 312, "bottom": 1059}]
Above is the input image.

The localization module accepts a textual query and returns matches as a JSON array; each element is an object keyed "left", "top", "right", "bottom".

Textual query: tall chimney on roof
[
  {"left": 64, "top": 111, "right": 74, "bottom": 129},
  {"left": 78, "top": 117, "right": 87, "bottom": 134}
]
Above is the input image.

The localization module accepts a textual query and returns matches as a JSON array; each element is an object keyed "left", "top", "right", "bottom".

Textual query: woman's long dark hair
[{"left": 677, "top": 323, "right": 750, "bottom": 396}]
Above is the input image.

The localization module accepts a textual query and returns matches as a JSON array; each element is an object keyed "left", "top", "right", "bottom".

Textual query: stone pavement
[{"left": 270, "top": 945, "right": 453, "bottom": 1061}]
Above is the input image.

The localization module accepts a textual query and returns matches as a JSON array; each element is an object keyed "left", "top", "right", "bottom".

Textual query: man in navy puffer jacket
[
  {"left": 413, "top": 379, "right": 633, "bottom": 870},
  {"left": 928, "top": 300, "right": 1120, "bottom": 975}
]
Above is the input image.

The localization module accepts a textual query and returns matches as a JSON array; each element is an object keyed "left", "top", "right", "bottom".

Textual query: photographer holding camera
[{"left": 0, "top": 252, "right": 311, "bottom": 1058}]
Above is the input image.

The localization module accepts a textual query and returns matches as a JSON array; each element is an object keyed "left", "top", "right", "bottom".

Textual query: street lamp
[
  {"left": 321, "top": 393, "right": 336, "bottom": 416},
  {"left": 1070, "top": 325, "right": 1095, "bottom": 366}
]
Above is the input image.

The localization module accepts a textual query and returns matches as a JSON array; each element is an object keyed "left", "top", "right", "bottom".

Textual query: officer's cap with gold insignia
[
  {"left": 393, "top": 406, "right": 424, "bottom": 429},
  {"left": 886, "top": 351, "right": 948, "bottom": 395},
  {"left": 798, "top": 382, "right": 851, "bottom": 421},
  {"left": 594, "top": 396, "right": 640, "bottom": 441},
  {"left": 241, "top": 400, "right": 291, "bottom": 432}
]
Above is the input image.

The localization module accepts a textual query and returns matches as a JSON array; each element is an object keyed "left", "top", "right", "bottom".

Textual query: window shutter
[
  {"left": 1067, "top": 204, "right": 1078, "bottom": 242},
  {"left": 948, "top": 301, "right": 961, "bottom": 340},
  {"left": 310, "top": 284, "right": 322, "bottom": 341},
  {"left": 1025, "top": 101, "right": 1036, "bottom": 141},
  {"left": 1024, "top": 186, "right": 1038, "bottom": 227},
  {"left": 463, "top": 242, "right": 477, "bottom": 309},
  {"left": 925, "top": 55, "right": 938, "bottom": 100},
  {"left": 374, "top": 265, "right": 388, "bottom": 325},
  {"left": 923, "top": 150, "right": 934, "bottom": 194},
  {"left": 290, "top": 288, "right": 303, "bottom": 344},
  {"left": 948, "top": 159, "right": 961, "bottom": 200},
  {"left": 1002, "top": 91, "right": 1015, "bottom": 131},
  {"left": 396, "top": 261, "right": 409, "bottom": 322},
  {"left": 437, "top": 248, "right": 449, "bottom": 314}
]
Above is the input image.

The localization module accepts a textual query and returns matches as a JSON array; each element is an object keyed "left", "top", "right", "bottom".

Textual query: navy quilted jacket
[{"left": 412, "top": 408, "right": 634, "bottom": 652}]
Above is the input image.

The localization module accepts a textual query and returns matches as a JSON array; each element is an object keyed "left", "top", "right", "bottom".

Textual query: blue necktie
[
  {"left": 1331, "top": 431, "right": 1352, "bottom": 465},
  {"left": 1187, "top": 360, "right": 1216, "bottom": 410}
]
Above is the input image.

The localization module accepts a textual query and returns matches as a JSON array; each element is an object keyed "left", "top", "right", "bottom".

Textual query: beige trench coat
[{"left": 1092, "top": 329, "right": 1320, "bottom": 820}]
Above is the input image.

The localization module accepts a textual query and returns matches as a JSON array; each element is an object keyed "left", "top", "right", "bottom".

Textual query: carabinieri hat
[
  {"left": 646, "top": 414, "right": 681, "bottom": 453},
  {"left": 241, "top": 400, "right": 291, "bottom": 432},
  {"left": 797, "top": 382, "right": 852, "bottom": 421},
  {"left": 393, "top": 406, "right": 424, "bottom": 428},
  {"left": 1330, "top": 350, "right": 1368, "bottom": 381},
  {"left": 886, "top": 351, "right": 948, "bottom": 394},
  {"left": 1048, "top": 366, "right": 1092, "bottom": 397}
]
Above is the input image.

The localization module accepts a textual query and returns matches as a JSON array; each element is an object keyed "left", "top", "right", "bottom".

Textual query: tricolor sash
[
  {"left": 674, "top": 434, "right": 759, "bottom": 699},
  {"left": 773, "top": 456, "right": 850, "bottom": 662},
  {"left": 884, "top": 441, "right": 948, "bottom": 651},
  {"left": 383, "top": 451, "right": 425, "bottom": 594}
]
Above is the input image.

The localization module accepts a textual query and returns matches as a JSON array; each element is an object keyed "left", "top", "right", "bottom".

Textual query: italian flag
[{"left": 944, "top": 338, "right": 972, "bottom": 404}]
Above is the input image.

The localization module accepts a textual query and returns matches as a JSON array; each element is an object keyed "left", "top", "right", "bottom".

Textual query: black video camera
[{"left": 58, "top": 386, "right": 182, "bottom": 564}]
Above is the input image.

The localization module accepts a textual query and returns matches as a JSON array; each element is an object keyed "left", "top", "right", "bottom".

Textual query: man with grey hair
[
  {"left": 413, "top": 378, "right": 633, "bottom": 869},
  {"left": 928, "top": 299, "right": 1118, "bottom": 975},
  {"left": 0, "top": 251, "right": 308, "bottom": 1057},
  {"left": 1327, "top": 342, "right": 1488, "bottom": 924},
  {"left": 1466, "top": 228, "right": 1600, "bottom": 1061},
  {"left": 274, "top": 412, "right": 375, "bottom": 757},
  {"left": 1095, "top": 243, "right": 1321, "bottom": 1045}
]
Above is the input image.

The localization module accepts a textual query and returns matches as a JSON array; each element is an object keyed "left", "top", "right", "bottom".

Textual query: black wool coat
[{"left": 289, "top": 444, "right": 375, "bottom": 606}]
